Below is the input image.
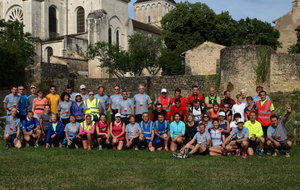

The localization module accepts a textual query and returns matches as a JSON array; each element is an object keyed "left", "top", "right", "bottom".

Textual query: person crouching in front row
[{"left": 46, "top": 113, "right": 65, "bottom": 148}]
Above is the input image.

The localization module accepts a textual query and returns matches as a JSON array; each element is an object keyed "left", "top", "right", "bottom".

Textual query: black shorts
[
  {"left": 235, "top": 141, "right": 242, "bottom": 149},
  {"left": 249, "top": 139, "right": 258, "bottom": 149},
  {"left": 153, "top": 140, "right": 164, "bottom": 149},
  {"left": 8, "top": 134, "right": 17, "bottom": 144},
  {"left": 198, "top": 148, "right": 209, "bottom": 155},
  {"left": 81, "top": 134, "right": 88, "bottom": 140},
  {"left": 262, "top": 126, "right": 269, "bottom": 138}
]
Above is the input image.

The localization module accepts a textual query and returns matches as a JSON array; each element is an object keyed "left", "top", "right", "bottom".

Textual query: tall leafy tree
[{"left": 0, "top": 20, "right": 39, "bottom": 87}]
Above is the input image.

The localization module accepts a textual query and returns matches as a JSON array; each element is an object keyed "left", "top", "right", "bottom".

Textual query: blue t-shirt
[
  {"left": 230, "top": 127, "right": 249, "bottom": 140},
  {"left": 153, "top": 120, "right": 169, "bottom": 143},
  {"left": 140, "top": 120, "right": 153, "bottom": 142},
  {"left": 170, "top": 121, "right": 185, "bottom": 138},
  {"left": 95, "top": 94, "right": 109, "bottom": 114},
  {"left": 18, "top": 94, "right": 28, "bottom": 116},
  {"left": 21, "top": 118, "right": 40, "bottom": 132},
  {"left": 208, "top": 128, "right": 224, "bottom": 146}
]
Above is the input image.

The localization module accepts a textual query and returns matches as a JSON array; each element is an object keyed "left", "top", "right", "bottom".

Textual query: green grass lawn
[{"left": 0, "top": 144, "right": 299, "bottom": 190}]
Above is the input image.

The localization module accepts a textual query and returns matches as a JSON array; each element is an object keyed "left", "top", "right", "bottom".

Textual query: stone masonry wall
[{"left": 52, "top": 75, "right": 218, "bottom": 98}]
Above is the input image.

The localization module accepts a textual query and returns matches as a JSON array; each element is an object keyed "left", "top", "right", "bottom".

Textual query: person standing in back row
[
  {"left": 109, "top": 85, "right": 122, "bottom": 122},
  {"left": 27, "top": 85, "right": 37, "bottom": 113},
  {"left": 256, "top": 90, "right": 275, "bottom": 137},
  {"left": 133, "top": 84, "right": 152, "bottom": 123},
  {"left": 155, "top": 88, "right": 172, "bottom": 120},
  {"left": 17, "top": 86, "right": 28, "bottom": 121},
  {"left": 46, "top": 85, "right": 60, "bottom": 114},
  {"left": 171, "top": 88, "right": 188, "bottom": 109},
  {"left": 188, "top": 85, "right": 205, "bottom": 109},
  {"left": 3, "top": 87, "right": 20, "bottom": 116},
  {"left": 205, "top": 87, "right": 220, "bottom": 111},
  {"left": 94, "top": 86, "right": 109, "bottom": 114}
]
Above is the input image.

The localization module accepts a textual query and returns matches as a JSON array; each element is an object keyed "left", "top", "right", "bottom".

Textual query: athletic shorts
[
  {"left": 153, "top": 140, "right": 164, "bottom": 148},
  {"left": 81, "top": 134, "right": 88, "bottom": 140},
  {"left": 235, "top": 141, "right": 242, "bottom": 149},
  {"left": 249, "top": 139, "right": 258, "bottom": 148},
  {"left": 7, "top": 134, "right": 17, "bottom": 144}
]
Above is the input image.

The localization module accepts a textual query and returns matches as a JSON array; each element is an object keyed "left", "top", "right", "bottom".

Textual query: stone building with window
[{"left": 0, "top": 0, "right": 169, "bottom": 78}]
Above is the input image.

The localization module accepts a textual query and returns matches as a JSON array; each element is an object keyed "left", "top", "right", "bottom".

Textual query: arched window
[
  {"left": 46, "top": 47, "right": 53, "bottom": 63},
  {"left": 116, "top": 30, "right": 119, "bottom": 46},
  {"left": 108, "top": 28, "right": 112, "bottom": 44},
  {"left": 49, "top": 6, "right": 57, "bottom": 36},
  {"left": 77, "top": 7, "right": 85, "bottom": 33}
]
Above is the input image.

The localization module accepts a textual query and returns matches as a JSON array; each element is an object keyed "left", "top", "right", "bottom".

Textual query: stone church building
[{"left": 0, "top": 0, "right": 175, "bottom": 78}]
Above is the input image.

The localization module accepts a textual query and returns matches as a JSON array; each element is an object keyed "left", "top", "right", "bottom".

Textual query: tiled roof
[{"left": 132, "top": 19, "right": 161, "bottom": 35}]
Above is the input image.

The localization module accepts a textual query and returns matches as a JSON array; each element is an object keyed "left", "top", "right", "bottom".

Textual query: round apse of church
[{"left": 6, "top": 5, "right": 23, "bottom": 22}]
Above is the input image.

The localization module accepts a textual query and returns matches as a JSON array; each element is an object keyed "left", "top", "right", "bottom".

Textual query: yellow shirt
[
  {"left": 244, "top": 120, "right": 264, "bottom": 138},
  {"left": 46, "top": 94, "right": 60, "bottom": 114},
  {"left": 260, "top": 99, "right": 275, "bottom": 111}
]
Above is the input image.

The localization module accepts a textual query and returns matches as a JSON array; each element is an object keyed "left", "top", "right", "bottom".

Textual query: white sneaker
[{"left": 98, "top": 145, "right": 102, "bottom": 150}]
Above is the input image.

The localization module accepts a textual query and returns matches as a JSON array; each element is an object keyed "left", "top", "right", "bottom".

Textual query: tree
[
  {"left": 86, "top": 42, "right": 130, "bottom": 78},
  {"left": 159, "top": 49, "right": 183, "bottom": 76},
  {"left": 0, "top": 20, "right": 39, "bottom": 87},
  {"left": 233, "top": 18, "right": 280, "bottom": 49},
  {"left": 128, "top": 33, "right": 163, "bottom": 75}
]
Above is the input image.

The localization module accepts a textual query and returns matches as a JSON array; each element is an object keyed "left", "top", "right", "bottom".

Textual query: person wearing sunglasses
[
  {"left": 222, "top": 103, "right": 233, "bottom": 123},
  {"left": 84, "top": 91, "right": 101, "bottom": 122},
  {"left": 17, "top": 86, "right": 28, "bottom": 121},
  {"left": 199, "top": 114, "right": 213, "bottom": 129},
  {"left": 109, "top": 85, "right": 122, "bottom": 122}
]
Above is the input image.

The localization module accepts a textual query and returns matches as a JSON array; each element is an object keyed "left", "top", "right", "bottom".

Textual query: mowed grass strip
[{"left": 0, "top": 144, "right": 299, "bottom": 190}]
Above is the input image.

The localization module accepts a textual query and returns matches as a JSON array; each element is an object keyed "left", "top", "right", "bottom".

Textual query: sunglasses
[
  {"left": 89, "top": 94, "right": 94, "bottom": 96},
  {"left": 203, "top": 115, "right": 209, "bottom": 118},
  {"left": 19, "top": 89, "right": 24, "bottom": 90},
  {"left": 224, "top": 107, "right": 229, "bottom": 108},
  {"left": 114, "top": 89, "right": 120, "bottom": 90}
]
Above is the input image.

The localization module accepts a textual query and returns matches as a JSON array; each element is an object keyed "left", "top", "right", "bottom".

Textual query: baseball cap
[
  {"left": 75, "top": 93, "right": 81, "bottom": 98},
  {"left": 115, "top": 113, "right": 121, "bottom": 118},
  {"left": 218, "top": 111, "right": 226, "bottom": 117},
  {"left": 80, "top": 84, "right": 86, "bottom": 90},
  {"left": 66, "top": 84, "right": 72, "bottom": 89},
  {"left": 30, "top": 85, "right": 36, "bottom": 89},
  {"left": 237, "top": 119, "right": 244, "bottom": 124},
  {"left": 240, "top": 89, "right": 247, "bottom": 93},
  {"left": 161, "top": 88, "right": 167, "bottom": 93}
]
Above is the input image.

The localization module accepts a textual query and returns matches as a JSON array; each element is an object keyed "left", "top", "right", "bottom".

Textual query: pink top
[
  {"left": 112, "top": 122, "right": 125, "bottom": 141},
  {"left": 95, "top": 121, "right": 109, "bottom": 138},
  {"left": 79, "top": 121, "right": 95, "bottom": 135}
]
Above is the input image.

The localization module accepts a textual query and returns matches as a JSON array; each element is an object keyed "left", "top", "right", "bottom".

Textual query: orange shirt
[
  {"left": 33, "top": 97, "right": 48, "bottom": 115},
  {"left": 46, "top": 94, "right": 60, "bottom": 114}
]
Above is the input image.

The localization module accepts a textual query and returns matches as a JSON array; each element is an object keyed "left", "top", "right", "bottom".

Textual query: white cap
[
  {"left": 80, "top": 84, "right": 86, "bottom": 90},
  {"left": 240, "top": 89, "right": 247, "bottom": 93},
  {"left": 161, "top": 88, "right": 167, "bottom": 93},
  {"left": 218, "top": 111, "right": 226, "bottom": 117},
  {"left": 30, "top": 85, "right": 36, "bottom": 89},
  {"left": 75, "top": 93, "right": 81, "bottom": 97},
  {"left": 115, "top": 113, "right": 121, "bottom": 118},
  {"left": 237, "top": 119, "right": 244, "bottom": 124}
]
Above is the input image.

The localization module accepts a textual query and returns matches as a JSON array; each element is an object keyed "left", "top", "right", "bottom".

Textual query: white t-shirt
[{"left": 232, "top": 103, "right": 246, "bottom": 121}]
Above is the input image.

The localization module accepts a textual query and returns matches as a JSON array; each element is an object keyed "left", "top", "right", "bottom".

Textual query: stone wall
[
  {"left": 52, "top": 75, "right": 218, "bottom": 98},
  {"left": 270, "top": 53, "right": 300, "bottom": 92}
]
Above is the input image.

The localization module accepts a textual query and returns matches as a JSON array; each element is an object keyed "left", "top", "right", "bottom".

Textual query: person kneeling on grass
[
  {"left": 95, "top": 114, "right": 110, "bottom": 150},
  {"left": 244, "top": 111, "right": 265, "bottom": 156},
  {"left": 170, "top": 113, "right": 185, "bottom": 152},
  {"left": 125, "top": 115, "right": 141, "bottom": 150},
  {"left": 0, "top": 108, "right": 22, "bottom": 149},
  {"left": 139, "top": 112, "right": 155, "bottom": 152},
  {"left": 46, "top": 114, "right": 65, "bottom": 148},
  {"left": 181, "top": 124, "right": 211, "bottom": 156},
  {"left": 224, "top": 119, "right": 249, "bottom": 158},
  {"left": 110, "top": 113, "right": 125, "bottom": 150},
  {"left": 267, "top": 106, "right": 293, "bottom": 157},
  {"left": 63, "top": 115, "right": 80, "bottom": 149},
  {"left": 79, "top": 115, "right": 95, "bottom": 150},
  {"left": 208, "top": 119, "right": 226, "bottom": 156},
  {"left": 21, "top": 111, "right": 41, "bottom": 148},
  {"left": 153, "top": 114, "right": 170, "bottom": 151}
]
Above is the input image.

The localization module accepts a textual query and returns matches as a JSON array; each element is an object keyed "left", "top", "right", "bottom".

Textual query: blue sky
[{"left": 128, "top": 0, "right": 292, "bottom": 23}]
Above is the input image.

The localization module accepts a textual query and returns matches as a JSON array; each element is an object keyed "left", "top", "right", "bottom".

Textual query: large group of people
[{"left": 1, "top": 84, "right": 294, "bottom": 158}]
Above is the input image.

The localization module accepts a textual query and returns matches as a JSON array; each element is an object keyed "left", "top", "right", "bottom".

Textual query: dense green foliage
[
  {"left": 0, "top": 144, "right": 299, "bottom": 189},
  {"left": 0, "top": 20, "right": 39, "bottom": 87},
  {"left": 288, "top": 44, "right": 300, "bottom": 54},
  {"left": 87, "top": 33, "right": 163, "bottom": 78},
  {"left": 161, "top": 2, "right": 280, "bottom": 67}
]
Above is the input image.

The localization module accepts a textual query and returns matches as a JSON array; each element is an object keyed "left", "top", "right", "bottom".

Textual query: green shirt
[
  {"left": 244, "top": 120, "right": 264, "bottom": 138},
  {"left": 205, "top": 95, "right": 221, "bottom": 104},
  {"left": 52, "top": 123, "right": 58, "bottom": 132}
]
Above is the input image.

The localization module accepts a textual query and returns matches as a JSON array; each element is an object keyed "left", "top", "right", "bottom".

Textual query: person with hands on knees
[
  {"left": 207, "top": 119, "right": 226, "bottom": 156},
  {"left": 110, "top": 113, "right": 125, "bottom": 150},
  {"left": 0, "top": 108, "right": 22, "bottom": 149},
  {"left": 45, "top": 113, "right": 65, "bottom": 148},
  {"left": 267, "top": 106, "right": 293, "bottom": 157},
  {"left": 139, "top": 112, "right": 155, "bottom": 152},
  {"left": 63, "top": 115, "right": 80, "bottom": 149},
  {"left": 95, "top": 114, "right": 110, "bottom": 150},
  {"left": 170, "top": 113, "right": 186, "bottom": 152},
  {"left": 79, "top": 115, "right": 95, "bottom": 150},
  {"left": 125, "top": 115, "right": 141, "bottom": 150},
  {"left": 21, "top": 111, "right": 41, "bottom": 148},
  {"left": 224, "top": 119, "right": 249, "bottom": 158},
  {"left": 153, "top": 114, "right": 170, "bottom": 151}
]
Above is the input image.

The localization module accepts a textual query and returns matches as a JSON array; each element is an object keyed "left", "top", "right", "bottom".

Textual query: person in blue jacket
[
  {"left": 18, "top": 86, "right": 28, "bottom": 121},
  {"left": 46, "top": 113, "right": 65, "bottom": 148}
]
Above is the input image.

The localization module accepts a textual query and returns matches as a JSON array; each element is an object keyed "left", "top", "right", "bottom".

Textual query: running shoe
[
  {"left": 164, "top": 147, "right": 169, "bottom": 152},
  {"left": 272, "top": 149, "right": 278, "bottom": 157},
  {"left": 183, "top": 148, "right": 189, "bottom": 158},
  {"left": 285, "top": 152, "right": 291, "bottom": 158},
  {"left": 257, "top": 151, "right": 263, "bottom": 156},
  {"left": 34, "top": 143, "right": 39, "bottom": 148},
  {"left": 134, "top": 146, "right": 139, "bottom": 151},
  {"left": 241, "top": 152, "right": 247, "bottom": 159},
  {"left": 98, "top": 145, "right": 103, "bottom": 150},
  {"left": 235, "top": 149, "right": 241, "bottom": 157}
]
